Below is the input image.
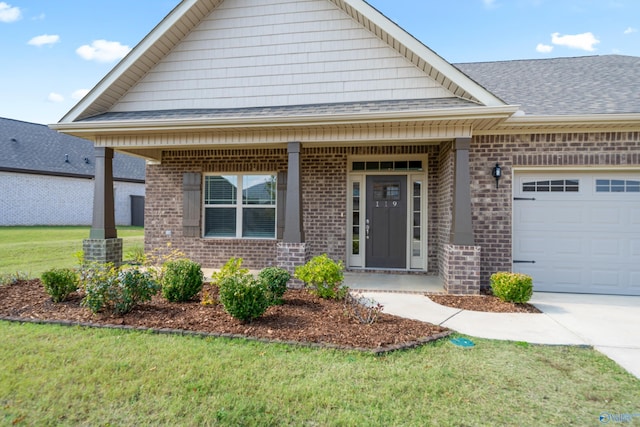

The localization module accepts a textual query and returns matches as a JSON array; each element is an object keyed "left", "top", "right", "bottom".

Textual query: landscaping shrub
[
  {"left": 258, "top": 267, "right": 290, "bottom": 305},
  {"left": 161, "top": 259, "right": 204, "bottom": 302},
  {"left": 218, "top": 273, "right": 270, "bottom": 322},
  {"left": 343, "top": 292, "right": 384, "bottom": 325},
  {"left": 0, "top": 271, "right": 30, "bottom": 286},
  {"left": 81, "top": 263, "right": 160, "bottom": 315},
  {"left": 490, "top": 272, "right": 533, "bottom": 303},
  {"left": 41, "top": 268, "right": 78, "bottom": 303},
  {"left": 212, "top": 257, "right": 249, "bottom": 285},
  {"left": 294, "top": 254, "right": 347, "bottom": 300}
]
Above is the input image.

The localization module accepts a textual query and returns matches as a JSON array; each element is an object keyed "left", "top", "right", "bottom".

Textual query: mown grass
[
  {"left": 0, "top": 226, "right": 144, "bottom": 277},
  {"left": 0, "top": 321, "right": 638, "bottom": 426}
]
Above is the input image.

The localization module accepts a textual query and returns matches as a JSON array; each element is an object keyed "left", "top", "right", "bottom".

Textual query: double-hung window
[{"left": 204, "top": 174, "right": 276, "bottom": 238}]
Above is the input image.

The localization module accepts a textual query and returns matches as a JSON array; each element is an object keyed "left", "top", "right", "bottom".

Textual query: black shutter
[
  {"left": 277, "top": 171, "right": 287, "bottom": 239},
  {"left": 183, "top": 172, "right": 201, "bottom": 237}
]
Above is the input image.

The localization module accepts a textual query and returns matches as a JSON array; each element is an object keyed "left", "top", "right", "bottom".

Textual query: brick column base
[
  {"left": 83, "top": 238, "right": 123, "bottom": 267},
  {"left": 442, "top": 243, "right": 481, "bottom": 295},
  {"left": 276, "top": 242, "right": 308, "bottom": 289}
]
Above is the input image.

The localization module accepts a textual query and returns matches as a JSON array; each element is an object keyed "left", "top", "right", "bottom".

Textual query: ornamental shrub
[
  {"left": 161, "top": 259, "right": 204, "bottom": 302},
  {"left": 41, "top": 268, "right": 78, "bottom": 303},
  {"left": 218, "top": 273, "right": 270, "bottom": 322},
  {"left": 294, "top": 254, "right": 347, "bottom": 300},
  {"left": 81, "top": 263, "right": 160, "bottom": 315},
  {"left": 212, "top": 257, "right": 249, "bottom": 285},
  {"left": 490, "top": 272, "right": 533, "bottom": 303},
  {"left": 258, "top": 266, "right": 290, "bottom": 305}
]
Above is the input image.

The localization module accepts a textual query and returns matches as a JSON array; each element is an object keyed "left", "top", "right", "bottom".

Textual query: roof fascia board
[
  {"left": 340, "top": 0, "right": 506, "bottom": 107},
  {"left": 59, "top": 0, "right": 200, "bottom": 124}
]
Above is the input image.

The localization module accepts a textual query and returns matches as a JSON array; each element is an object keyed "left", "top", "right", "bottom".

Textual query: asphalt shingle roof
[
  {"left": 0, "top": 117, "right": 145, "bottom": 181},
  {"left": 455, "top": 55, "right": 640, "bottom": 115},
  {"left": 78, "top": 98, "right": 481, "bottom": 122}
]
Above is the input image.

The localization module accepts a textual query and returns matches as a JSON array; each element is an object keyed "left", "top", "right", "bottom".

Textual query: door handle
[{"left": 365, "top": 219, "right": 370, "bottom": 240}]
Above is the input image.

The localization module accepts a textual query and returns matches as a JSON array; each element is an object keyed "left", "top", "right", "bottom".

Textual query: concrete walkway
[{"left": 359, "top": 291, "right": 640, "bottom": 379}]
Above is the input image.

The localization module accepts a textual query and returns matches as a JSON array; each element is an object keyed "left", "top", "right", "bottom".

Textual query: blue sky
[{"left": 1, "top": 0, "right": 638, "bottom": 125}]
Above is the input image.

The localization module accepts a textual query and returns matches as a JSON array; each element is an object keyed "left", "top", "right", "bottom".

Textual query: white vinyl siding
[{"left": 112, "top": 0, "right": 453, "bottom": 112}]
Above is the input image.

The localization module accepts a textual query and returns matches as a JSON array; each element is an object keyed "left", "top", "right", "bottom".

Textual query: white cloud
[
  {"left": 28, "top": 34, "right": 60, "bottom": 47},
  {"left": 482, "top": 0, "right": 497, "bottom": 8},
  {"left": 32, "top": 13, "right": 45, "bottom": 21},
  {"left": 536, "top": 43, "right": 553, "bottom": 53},
  {"left": 48, "top": 93, "right": 64, "bottom": 103},
  {"left": 551, "top": 32, "right": 600, "bottom": 51},
  {"left": 76, "top": 39, "right": 131, "bottom": 63},
  {"left": 72, "top": 89, "right": 90, "bottom": 100},
  {"left": 624, "top": 27, "right": 637, "bottom": 35},
  {"left": 0, "top": 2, "right": 21, "bottom": 23}
]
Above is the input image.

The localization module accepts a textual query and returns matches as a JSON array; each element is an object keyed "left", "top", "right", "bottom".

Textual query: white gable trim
[
  {"left": 337, "top": 0, "right": 504, "bottom": 107},
  {"left": 59, "top": 0, "right": 506, "bottom": 124}
]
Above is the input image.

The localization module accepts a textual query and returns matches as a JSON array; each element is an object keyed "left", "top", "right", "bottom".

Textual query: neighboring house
[
  {"left": 0, "top": 117, "right": 145, "bottom": 226},
  {"left": 53, "top": 0, "right": 640, "bottom": 295}
]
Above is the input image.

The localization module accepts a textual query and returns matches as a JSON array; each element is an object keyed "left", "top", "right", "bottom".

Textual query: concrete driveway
[
  {"left": 530, "top": 292, "right": 640, "bottom": 379},
  {"left": 361, "top": 290, "right": 640, "bottom": 378}
]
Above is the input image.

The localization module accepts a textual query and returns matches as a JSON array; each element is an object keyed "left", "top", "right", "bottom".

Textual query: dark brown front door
[{"left": 365, "top": 175, "right": 407, "bottom": 268}]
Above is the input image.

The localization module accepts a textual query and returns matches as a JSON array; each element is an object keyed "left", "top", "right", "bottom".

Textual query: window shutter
[
  {"left": 277, "top": 171, "right": 287, "bottom": 239},
  {"left": 183, "top": 172, "right": 201, "bottom": 237}
]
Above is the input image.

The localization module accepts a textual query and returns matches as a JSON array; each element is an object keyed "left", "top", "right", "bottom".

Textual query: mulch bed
[
  {"left": 427, "top": 294, "right": 541, "bottom": 313},
  {"left": 0, "top": 280, "right": 451, "bottom": 353}
]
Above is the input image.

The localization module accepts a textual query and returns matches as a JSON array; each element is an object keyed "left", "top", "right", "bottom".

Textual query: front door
[{"left": 365, "top": 175, "right": 407, "bottom": 268}]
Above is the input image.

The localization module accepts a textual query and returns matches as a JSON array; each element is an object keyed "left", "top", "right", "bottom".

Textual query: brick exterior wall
[
  {"left": 470, "top": 131, "right": 640, "bottom": 290},
  {"left": 142, "top": 131, "right": 640, "bottom": 291},
  {"left": 442, "top": 243, "right": 481, "bottom": 295},
  {"left": 145, "top": 148, "right": 288, "bottom": 269},
  {"left": 0, "top": 171, "right": 144, "bottom": 226},
  {"left": 83, "top": 238, "right": 123, "bottom": 266},
  {"left": 145, "top": 144, "right": 441, "bottom": 272}
]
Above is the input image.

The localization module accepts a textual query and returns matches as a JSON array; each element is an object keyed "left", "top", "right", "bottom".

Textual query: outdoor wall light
[{"left": 491, "top": 163, "right": 502, "bottom": 188}]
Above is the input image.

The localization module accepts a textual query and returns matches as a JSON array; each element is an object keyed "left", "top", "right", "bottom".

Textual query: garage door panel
[
  {"left": 591, "top": 238, "right": 623, "bottom": 257},
  {"left": 592, "top": 270, "right": 622, "bottom": 288},
  {"left": 514, "top": 171, "right": 639, "bottom": 296}
]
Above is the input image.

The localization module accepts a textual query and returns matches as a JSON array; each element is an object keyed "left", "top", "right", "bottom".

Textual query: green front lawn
[
  {"left": 0, "top": 322, "right": 637, "bottom": 426},
  {"left": 0, "top": 226, "right": 144, "bottom": 277}
]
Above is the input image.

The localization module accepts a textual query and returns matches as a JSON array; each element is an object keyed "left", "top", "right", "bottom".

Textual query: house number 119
[{"left": 376, "top": 201, "right": 399, "bottom": 208}]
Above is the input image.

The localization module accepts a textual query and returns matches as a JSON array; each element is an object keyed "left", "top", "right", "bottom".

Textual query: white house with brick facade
[
  {"left": 1, "top": 117, "right": 145, "bottom": 226},
  {"left": 52, "top": 0, "right": 640, "bottom": 295}
]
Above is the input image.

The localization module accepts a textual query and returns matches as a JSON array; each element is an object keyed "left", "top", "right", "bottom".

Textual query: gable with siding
[{"left": 113, "top": 0, "right": 454, "bottom": 112}]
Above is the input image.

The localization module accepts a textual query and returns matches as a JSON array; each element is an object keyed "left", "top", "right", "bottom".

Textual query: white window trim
[{"left": 203, "top": 173, "right": 277, "bottom": 240}]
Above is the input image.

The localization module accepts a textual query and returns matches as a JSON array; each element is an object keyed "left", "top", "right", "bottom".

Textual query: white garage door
[{"left": 513, "top": 171, "right": 640, "bottom": 295}]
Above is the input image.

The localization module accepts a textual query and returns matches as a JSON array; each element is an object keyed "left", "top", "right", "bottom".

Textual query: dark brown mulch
[
  {"left": 0, "top": 280, "right": 450, "bottom": 352},
  {"left": 427, "top": 293, "right": 541, "bottom": 313}
]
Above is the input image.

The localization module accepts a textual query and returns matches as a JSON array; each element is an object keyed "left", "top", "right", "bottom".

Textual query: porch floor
[
  {"left": 344, "top": 272, "right": 444, "bottom": 294},
  {"left": 202, "top": 269, "right": 444, "bottom": 294}
]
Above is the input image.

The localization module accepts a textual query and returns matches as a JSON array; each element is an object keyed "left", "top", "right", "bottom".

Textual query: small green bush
[
  {"left": 258, "top": 267, "right": 290, "bottom": 305},
  {"left": 212, "top": 257, "right": 249, "bottom": 285},
  {"left": 41, "top": 268, "right": 78, "bottom": 303},
  {"left": 161, "top": 259, "right": 204, "bottom": 302},
  {"left": 490, "top": 272, "right": 533, "bottom": 303},
  {"left": 0, "top": 271, "right": 30, "bottom": 286},
  {"left": 81, "top": 264, "right": 160, "bottom": 315},
  {"left": 218, "top": 273, "right": 270, "bottom": 322},
  {"left": 294, "top": 254, "right": 347, "bottom": 300}
]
